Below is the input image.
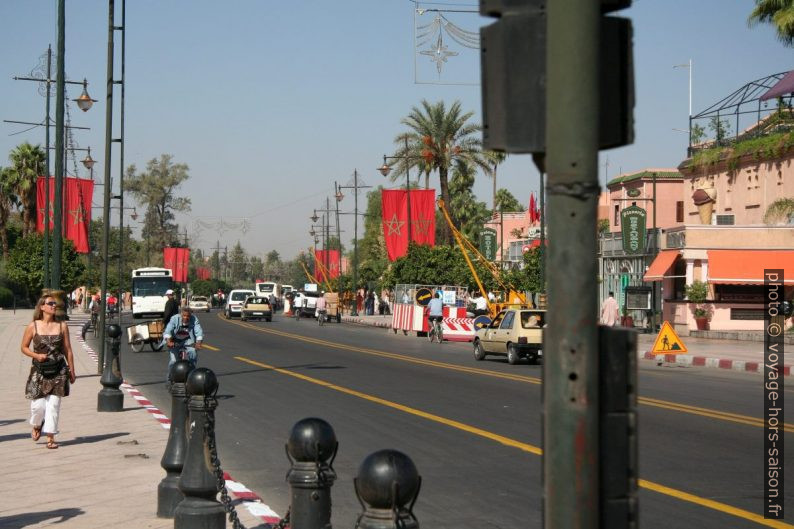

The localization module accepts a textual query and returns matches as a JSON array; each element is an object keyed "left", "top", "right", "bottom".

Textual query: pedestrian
[
  {"left": 382, "top": 292, "right": 391, "bottom": 315},
  {"left": 472, "top": 291, "right": 489, "bottom": 317},
  {"left": 163, "top": 289, "right": 179, "bottom": 326},
  {"left": 366, "top": 291, "right": 375, "bottom": 315},
  {"left": 20, "top": 292, "right": 76, "bottom": 449},
  {"left": 600, "top": 291, "right": 620, "bottom": 326}
]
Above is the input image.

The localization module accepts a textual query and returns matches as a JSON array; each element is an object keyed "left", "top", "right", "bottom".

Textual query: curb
[
  {"left": 341, "top": 316, "right": 392, "bottom": 329},
  {"left": 71, "top": 315, "right": 282, "bottom": 525},
  {"left": 642, "top": 351, "right": 792, "bottom": 376}
]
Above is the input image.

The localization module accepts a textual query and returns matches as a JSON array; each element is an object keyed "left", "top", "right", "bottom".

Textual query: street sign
[
  {"left": 479, "top": 228, "right": 497, "bottom": 261},
  {"left": 651, "top": 321, "right": 688, "bottom": 354},
  {"left": 473, "top": 315, "right": 492, "bottom": 330},
  {"left": 415, "top": 287, "right": 433, "bottom": 306},
  {"left": 620, "top": 205, "right": 647, "bottom": 255}
]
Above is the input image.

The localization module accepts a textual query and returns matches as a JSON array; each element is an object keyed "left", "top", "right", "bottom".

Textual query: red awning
[
  {"left": 643, "top": 250, "right": 680, "bottom": 282},
  {"left": 708, "top": 250, "right": 794, "bottom": 284}
]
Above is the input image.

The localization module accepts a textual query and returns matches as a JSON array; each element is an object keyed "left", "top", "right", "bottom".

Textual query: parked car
[
  {"left": 291, "top": 290, "right": 320, "bottom": 318},
  {"left": 225, "top": 289, "right": 255, "bottom": 319},
  {"left": 188, "top": 295, "right": 211, "bottom": 313},
  {"left": 472, "top": 309, "right": 546, "bottom": 364},
  {"left": 241, "top": 296, "right": 272, "bottom": 322}
]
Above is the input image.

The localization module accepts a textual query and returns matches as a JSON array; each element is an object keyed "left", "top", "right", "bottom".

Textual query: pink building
[{"left": 602, "top": 168, "right": 685, "bottom": 232}]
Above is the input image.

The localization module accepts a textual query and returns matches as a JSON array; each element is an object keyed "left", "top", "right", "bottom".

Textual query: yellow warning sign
[{"left": 651, "top": 321, "right": 688, "bottom": 354}]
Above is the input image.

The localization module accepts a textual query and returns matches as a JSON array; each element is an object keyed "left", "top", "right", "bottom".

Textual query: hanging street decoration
[{"left": 414, "top": 6, "right": 479, "bottom": 85}]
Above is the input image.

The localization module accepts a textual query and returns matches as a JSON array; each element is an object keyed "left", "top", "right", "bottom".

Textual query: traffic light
[{"left": 480, "top": 0, "right": 634, "bottom": 153}]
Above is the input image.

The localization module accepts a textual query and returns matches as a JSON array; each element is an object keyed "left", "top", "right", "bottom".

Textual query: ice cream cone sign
[{"left": 692, "top": 181, "right": 716, "bottom": 225}]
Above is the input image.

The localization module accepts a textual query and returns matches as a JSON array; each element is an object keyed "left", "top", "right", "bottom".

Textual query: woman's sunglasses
[{"left": 44, "top": 301, "right": 58, "bottom": 307}]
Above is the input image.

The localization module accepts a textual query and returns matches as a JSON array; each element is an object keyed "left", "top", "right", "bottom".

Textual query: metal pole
[
  {"left": 652, "top": 172, "right": 658, "bottom": 331},
  {"left": 688, "top": 58, "right": 692, "bottom": 118},
  {"left": 325, "top": 197, "right": 330, "bottom": 275},
  {"left": 52, "top": 1, "right": 66, "bottom": 290},
  {"left": 335, "top": 182, "right": 342, "bottom": 292},
  {"left": 539, "top": 171, "right": 545, "bottom": 290},
  {"left": 544, "top": 0, "right": 600, "bottom": 527},
  {"left": 405, "top": 137, "right": 412, "bottom": 243},
  {"left": 44, "top": 45, "right": 52, "bottom": 289},
  {"left": 117, "top": 0, "right": 126, "bottom": 324},
  {"left": 352, "top": 170, "right": 359, "bottom": 316},
  {"left": 99, "top": 0, "right": 115, "bottom": 372}
]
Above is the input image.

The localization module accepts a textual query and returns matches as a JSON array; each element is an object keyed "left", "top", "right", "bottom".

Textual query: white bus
[
  {"left": 132, "top": 267, "right": 174, "bottom": 319},
  {"left": 255, "top": 281, "right": 282, "bottom": 308}
]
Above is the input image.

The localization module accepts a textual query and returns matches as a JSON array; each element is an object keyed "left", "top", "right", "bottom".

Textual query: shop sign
[
  {"left": 479, "top": 228, "right": 497, "bottom": 261},
  {"left": 620, "top": 206, "right": 647, "bottom": 255}
]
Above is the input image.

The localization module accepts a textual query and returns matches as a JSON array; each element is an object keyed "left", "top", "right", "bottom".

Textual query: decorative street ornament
[
  {"left": 620, "top": 206, "right": 647, "bottom": 255},
  {"left": 414, "top": 7, "right": 479, "bottom": 85},
  {"left": 626, "top": 188, "right": 641, "bottom": 198}
]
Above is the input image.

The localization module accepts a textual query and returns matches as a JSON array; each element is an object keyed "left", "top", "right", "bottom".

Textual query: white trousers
[{"left": 30, "top": 395, "right": 61, "bottom": 435}]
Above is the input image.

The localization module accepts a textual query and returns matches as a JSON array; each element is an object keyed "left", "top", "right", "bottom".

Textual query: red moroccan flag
[
  {"left": 314, "top": 249, "right": 341, "bottom": 281},
  {"left": 36, "top": 177, "right": 54, "bottom": 233},
  {"left": 63, "top": 177, "right": 94, "bottom": 253},
  {"left": 175, "top": 248, "right": 189, "bottom": 283},
  {"left": 326, "top": 249, "right": 340, "bottom": 279},
  {"left": 381, "top": 189, "right": 409, "bottom": 261},
  {"left": 163, "top": 247, "right": 177, "bottom": 278},
  {"left": 196, "top": 267, "right": 211, "bottom": 280},
  {"left": 408, "top": 189, "right": 435, "bottom": 246}
]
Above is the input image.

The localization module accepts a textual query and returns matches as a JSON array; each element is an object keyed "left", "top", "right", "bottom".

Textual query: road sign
[
  {"left": 473, "top": 315, "right": 492, "bottom": 330},
  {"left": 651, "top": 321, "right": 688, "bottom": 354},
  {"left": 415, "top": 287, "right": 433, "bottom": 306}
]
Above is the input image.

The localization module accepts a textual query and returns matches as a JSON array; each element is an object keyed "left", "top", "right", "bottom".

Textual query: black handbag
[{"left": 34, "top": 357, "right": 63, "bottom": 378}]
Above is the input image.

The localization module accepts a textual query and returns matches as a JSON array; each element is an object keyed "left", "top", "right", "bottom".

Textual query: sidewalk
[
  {"left": 342, "top": 313, "right": 792, "bottom": 376},
  {"left": 0, "top": 308, "right": 271, "bottom": 528}
]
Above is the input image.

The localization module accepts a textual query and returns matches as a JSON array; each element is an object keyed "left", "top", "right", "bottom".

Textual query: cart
[
  {"left": 127, "top": 320, "right": 165, "bottom": 352},
  {"left": 323, "top": 292, "right": 342, "bottom": 323}
]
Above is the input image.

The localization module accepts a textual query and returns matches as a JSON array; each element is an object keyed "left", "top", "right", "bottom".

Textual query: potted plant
[
  {"left": 621, "top": 305, "right": 634, "bottom": 327},
  {"left": 685, "top": 280, "right": 710, "bottom": 330}
]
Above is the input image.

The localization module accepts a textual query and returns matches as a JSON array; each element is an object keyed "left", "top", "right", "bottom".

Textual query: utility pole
[
  {"left": 211, "top": 240, "right": 221, "bottom": 279},
  {"left": 334, "top": 182, "right": 342, "bottom": 291},
  {"left": 52, "top": 0, "right": 66, "bottom": 290},
  {"left": 116, "top": 0, "right": 127, "bottom": 326}
]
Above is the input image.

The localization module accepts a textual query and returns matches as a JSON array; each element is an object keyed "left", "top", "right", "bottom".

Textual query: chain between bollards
[{"left": 157, "top": 360, "right": 193, "bottom": 518}]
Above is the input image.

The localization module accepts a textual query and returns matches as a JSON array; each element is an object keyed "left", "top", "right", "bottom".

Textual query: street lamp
[
  {"left": 337, "top": 170, "right": 372, "bottom": 316},
  {"left": 81, "top": 147, "right": 95, "bottom": 170},
  {"left": 72, "top": 78, "right": 97, "bottom": 111}
]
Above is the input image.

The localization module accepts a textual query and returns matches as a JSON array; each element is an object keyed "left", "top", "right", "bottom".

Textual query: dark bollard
[
  {"left": 354, "top": 450, "right": 421, "bottom": 529},
  {"left": 157, "top": 360, "right": 194, "bottom": 518},
  {"left": 286, "top": 418, "right": 338, "bottom": 529},
  {"left": 174, "top": 368, "right": 226, "bottom": 529},
  {"left": 97, "top": 324, "right": 124, "bottom": 412}
]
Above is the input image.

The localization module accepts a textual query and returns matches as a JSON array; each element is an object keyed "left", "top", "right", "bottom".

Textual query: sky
[{"left": 1, "top": 0, "right": 791, "bottom": 259}]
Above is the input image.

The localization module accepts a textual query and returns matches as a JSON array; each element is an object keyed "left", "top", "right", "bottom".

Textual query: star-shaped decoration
[
  {"left": 383, "top": 214, "right": 405, "bottom": 236},
  {"left": 420, "top": 34, "right": 458, "bottom": 75},
  {"left": 68, "top": 206, "right": 86, "bottom": 225},
  {"left": 412, "top": 218, "right": 433, "bottom": 236}
]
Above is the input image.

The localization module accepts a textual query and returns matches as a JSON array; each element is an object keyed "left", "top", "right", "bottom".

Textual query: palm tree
[
  {"left": 484, "top": 151, "right": 507, "bottom": 211},
  {"left": 748, "top": 0, "right": 794, "bottom": 47},
  {"left": 8, "top": 142, "right": 46, "bottom": 235},
  {"left": 0, "top": 167, "right": 20, "bottom": 257},
  {"left": 763, "top": 197, "right": 794, "bottom": 224},
  {"left": 390, "top": 100, "right": 494, "bottom": 244}
]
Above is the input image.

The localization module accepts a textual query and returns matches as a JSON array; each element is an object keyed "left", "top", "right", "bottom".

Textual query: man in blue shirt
[
  {"left": 428, "top": 292, "right": 444, "bottom": 323},
  {"left": 163, "top": 307, "right": 204, "bottom": 379}
]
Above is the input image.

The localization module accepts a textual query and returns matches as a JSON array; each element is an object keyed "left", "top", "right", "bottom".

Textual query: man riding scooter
[
  {"left": 163, "top": 306, "right": 203, "bottom": 380},
  {"left": 315, "top": 291, "right": 327, "bottom": 325}
]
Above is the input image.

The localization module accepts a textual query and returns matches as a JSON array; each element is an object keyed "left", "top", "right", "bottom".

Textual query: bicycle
[
  {"left": 428, "top": 316, "right": 443, "bottom": 343},
  {"left": 90, "top": 311, "right": 99, "bottom": 338},
  {"left": 317, "top": 309, "right": 327, "bottom": 326}
]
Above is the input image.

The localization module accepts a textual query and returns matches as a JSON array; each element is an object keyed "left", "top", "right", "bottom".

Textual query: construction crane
[
  {"left": 301, "top": 253, "right": 335, "bottom": 293},
  {"left": 437, "top": 198, "right": 532, "bottom": 318}
]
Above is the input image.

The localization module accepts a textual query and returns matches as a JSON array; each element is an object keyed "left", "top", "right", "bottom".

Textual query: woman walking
[{"left": 20, "top": 293, "right": 76, "bottom": 449}]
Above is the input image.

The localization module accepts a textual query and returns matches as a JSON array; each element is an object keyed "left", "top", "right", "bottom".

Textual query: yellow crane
[
  {"left": 300, "top": 257, "right": 334, "bottom": 293},
  {"left": 437, "top": 198, "right": 532, "bottom": 318}
]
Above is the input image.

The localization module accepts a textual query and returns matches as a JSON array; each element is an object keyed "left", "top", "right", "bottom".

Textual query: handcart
[
  {"left": 323, "top": 292, "right": 342, "bottom": 323},
  {"left": 127, "top": 320, "right": 165, "bottom": 353}
]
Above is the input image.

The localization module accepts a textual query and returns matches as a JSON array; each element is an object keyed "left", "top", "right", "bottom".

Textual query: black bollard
[
  {"left": 354, "top": 450, "right": 421, "bottom": 529},
  {"left": 286, "top": 418, "right": 338, "bottom": 529},
  {"left": 174, "top": 368, "right": 226, "bottom": 529},
  {"left": 97, "top": 323, "right": 124, "bottom": 412},
  {"left": 157, "top": 360, "right": 194, "bottom": 518}
]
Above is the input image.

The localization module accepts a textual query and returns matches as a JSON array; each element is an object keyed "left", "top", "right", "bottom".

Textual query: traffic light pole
[{"left": 543, "top": 1, "right": 600, "bottom": 528}]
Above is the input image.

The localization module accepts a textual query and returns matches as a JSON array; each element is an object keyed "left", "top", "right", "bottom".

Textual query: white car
[
  {"left": 225, "top": 289, "right": 255, "bottom": 318},
  {"left": 291, "top": 291, "right": 320, "bottom": 318},
  {"left": 188, "top": 295, "right": 211, "bottom": 313}
]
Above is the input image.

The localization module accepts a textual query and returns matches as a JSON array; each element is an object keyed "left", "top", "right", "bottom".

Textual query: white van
[
  {"left": 225, "top": 289, "right": 255, "bottom": 318},
  {"left": 255, "top": 281, "right": 282, "bottom": 309}
]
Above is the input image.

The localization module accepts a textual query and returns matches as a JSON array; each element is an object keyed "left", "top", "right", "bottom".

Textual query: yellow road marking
[
  {"left": 236, "top": 355, "right": 793, "bottom": 529},
  {"left": 203, "top": 344, "right": 220, "bottom": 351},
  {"left": 220, "top": 314, "right": 794, "bottom": 433}
]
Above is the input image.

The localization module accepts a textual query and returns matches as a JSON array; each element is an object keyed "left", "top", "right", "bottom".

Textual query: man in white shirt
[
  {"left": 472, "top": 291, "right": 489, "bottom": 317},
  {"left": 600, "top": 291, "right": 620, "bottom": 326}
]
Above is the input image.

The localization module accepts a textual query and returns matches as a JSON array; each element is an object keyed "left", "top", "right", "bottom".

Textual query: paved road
[{"left": 108, "top": 310, "right": 793, "bottom": 529}]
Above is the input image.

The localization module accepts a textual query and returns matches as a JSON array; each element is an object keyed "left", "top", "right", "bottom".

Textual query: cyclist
[
  {"left": 427, "top": 292, "right": 444, "bottom": 342},
  {"left": 315, "top": 291, "right": 327, "bottom": 325},
  {"left": 163, "top": 306, "right": 203, "bottom": 379}
]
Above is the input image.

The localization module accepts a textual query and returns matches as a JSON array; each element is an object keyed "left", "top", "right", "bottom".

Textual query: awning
[
  {"left": 760, "top": 70, "right": 794, "bottom": 101},
  {"left": 643, "top": 250, "right": 680, "bottom": 282},
  {"left": 708, "top": 250, "right": 794, "bottom": 284}
]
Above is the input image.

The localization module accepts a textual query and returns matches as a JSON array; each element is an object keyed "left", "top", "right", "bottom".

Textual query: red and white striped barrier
[
  {"left": 391, "top": 303, "right": 414, "bottom": 333},
  {"left": 441, "top": 317, "right": 476, "bottom": 342}
]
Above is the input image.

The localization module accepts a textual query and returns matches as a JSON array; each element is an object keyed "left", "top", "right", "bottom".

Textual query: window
[
  {"left": 500, "top": 311, "right": 516, "bottom": 330},
  {"left": 614, "top": 205, "right": 620, "bottom": 226},
  {"left": 676, "top": 201, "right": 684, "bottom": 223},
  {"left": 716, "top": 214, "right": 734, "bottom": 225}
]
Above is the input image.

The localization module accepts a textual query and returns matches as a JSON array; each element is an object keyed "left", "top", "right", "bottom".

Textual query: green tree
[
  {"left": 357, "top": 186, "right": 388, "bottom": 288},
  {"left": 228, "top": 242, "right": 247, "bottom": 286},
  {"left": 502, "top": 248, "right": 544, "bottom": 294},
  {"left": 0, "top": 166, "right": 20, "bottom": 257},
  {"left": 125, "top": 154, "right": 191, "bottom": 255},
  {"left": 748, "top": 0, "right": 794, "bottom": 47},
  {"left": 448, "top": 160, "right": 491, "bottom": 241},
  {"left": 392, "top": 100, "right": 493, "bottom": 244},
  {"left": 284, "top": 251, "right": 313, "bottom": 288},
  {"left": 86, "top": 218, "right": 140, "bottom": 292},
  {"left": 190, "top": 278, "right": 229, "bottom": 299},
  {"left": 708, "top": 117, "right": 732, "bottom": 142},
  {"left": 763, "top": 197, "right": 794, "bottom": 224},
  {"left": 250, "top": 256, "right": 265, "bottom": 280},
  {"left": 494, "top": 189, "right": 525, "bottom": 212},
  {"left": 7, "top": 234, "right": 85, "bottom": 302},
  {"left": 381, "top": 243, "right": 496, "bottom": 293},
  {"left": 690, "top": 123, "right": 707, "bottom": 145},
  {"left": 485, "top": 151, "right": 507, "bottom": 210},
  {"left": 8, "top": 142, "right": 46, "bottom": 235}
]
